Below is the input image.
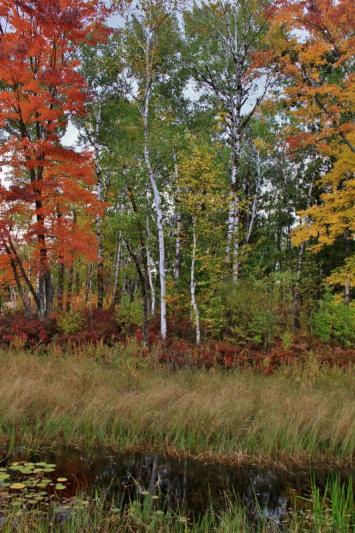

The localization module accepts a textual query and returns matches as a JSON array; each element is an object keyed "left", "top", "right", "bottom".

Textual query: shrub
[
  {"left": 57, "top": 310, "right": 84, "bottom": 335},
  {"left": 312, "top": 294, "right": 355, "bottom": 347},
  {"left": 56, "top": 309, "right": 121, "bottom": 347},
  {"left": 0, "top": 315, "right": 57, "bottom": 348},
  {"left": 218, "top": 279, "right": 278, "bottom": 348},
  {"left": 114, "top": 298, "right": 143, "bottom": 334},
  {"left": 281, "top": 331, "right": 294, "bottom": 350}
]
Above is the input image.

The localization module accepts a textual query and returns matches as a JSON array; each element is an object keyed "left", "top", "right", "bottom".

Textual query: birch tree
[
  {"left": 178, "top": 143, "right": 225, "bottom": 345},
  {"left": 184, "top": 0, "right": 273, "bottom": 282},
  {"left": 122, "top": 0, "right": 181, "bottom": 339}
]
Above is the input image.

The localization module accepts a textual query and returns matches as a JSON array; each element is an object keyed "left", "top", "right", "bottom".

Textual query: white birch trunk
[
  {"left": 146, "top": 217, "right": 156, "bottom": 315},
  {"left": 143, "top": 32, "right": 167, "bottom": 339},
  {"left": 225, "top": 109, "right": 242, "bottom": 284},
  {"left": 232, "top": 197, "right": 240, "bottom": 283},
  {"left": 191, "top": 219, "right": 201, "bottom": 346},
  {"left": 173, "top": 152, "right": 181, "bottom": 280},
  {"left": 225, "top": 160, "right": 238, "bottom": 260}
]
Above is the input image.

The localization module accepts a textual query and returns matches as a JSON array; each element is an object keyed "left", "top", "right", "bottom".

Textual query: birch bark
[
  {"left": 142, "top": 31, "right": 167, "bottom": 339},
  {"left": 190, "top": 219, "right": 201, "bottom": 346}
]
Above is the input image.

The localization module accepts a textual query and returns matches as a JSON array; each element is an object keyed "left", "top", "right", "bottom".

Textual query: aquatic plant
[{"left": 0, "top": 460, "right": 69, "bottom": 512}]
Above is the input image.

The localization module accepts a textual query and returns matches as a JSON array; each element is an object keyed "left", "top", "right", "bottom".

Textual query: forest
[{"left": 0, "top": 0, "right": 354, "bottom": 531}]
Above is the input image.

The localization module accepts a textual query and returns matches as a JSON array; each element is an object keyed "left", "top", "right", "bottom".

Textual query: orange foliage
[
  {"left": 0, "top": 0, "right": 110, "bottom": 280},
  {"left": 271, "top": 0, "right": 355, "bottom": 285}
]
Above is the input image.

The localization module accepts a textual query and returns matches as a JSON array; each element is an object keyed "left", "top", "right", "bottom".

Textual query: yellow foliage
[{"left": 327, "top": 257, "right": 355, "bottom": 290}]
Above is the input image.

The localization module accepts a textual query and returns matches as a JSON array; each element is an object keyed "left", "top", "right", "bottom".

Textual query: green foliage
[
  {"left": 281, "top": 331, "right": 294, "bottom": 349},
  {"left": 312, "top": 294, "right": 355, "bottom": 347},
  {"left": 57, "top": 311, "right": 85, "bottom": 335},
  {"left": 215, "top": 279, "right": 278, "bottom": 347},
  {"left": 114, "top": 298, "right": 143, "bottom": 330}
]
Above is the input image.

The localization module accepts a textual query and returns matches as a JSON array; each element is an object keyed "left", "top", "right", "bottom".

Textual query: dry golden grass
[{"left": 0, "top": 349, "right": 354, "bottom": 463}]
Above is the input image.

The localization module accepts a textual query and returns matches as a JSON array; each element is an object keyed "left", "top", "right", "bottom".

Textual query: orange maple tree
[
  {"left": 271, "top": 0, "right": 354, "bottom": 298},
  {"left": 0, "top": 0, "right": 110, "bottom": 317}
]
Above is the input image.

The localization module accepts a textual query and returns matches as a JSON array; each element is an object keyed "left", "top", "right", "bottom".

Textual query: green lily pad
[{"left": 55, "top": 484, "right": 66, "bottom": 490}]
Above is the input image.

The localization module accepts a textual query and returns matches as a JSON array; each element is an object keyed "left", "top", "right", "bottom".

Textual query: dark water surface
[{"left": 0, "top": 445, "right": 353, "bottom": 527}]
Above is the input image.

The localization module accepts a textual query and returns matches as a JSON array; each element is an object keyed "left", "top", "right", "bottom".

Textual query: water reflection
[{"left": 1, "top": 446, "right": 353, "bottom": 528}]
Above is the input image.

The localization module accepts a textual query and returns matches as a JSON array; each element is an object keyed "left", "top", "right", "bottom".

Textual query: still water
[{"left": 0, "top": 445, "right": 353, "bottom": 528}]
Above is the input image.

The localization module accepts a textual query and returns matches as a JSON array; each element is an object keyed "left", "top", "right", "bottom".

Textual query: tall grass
[
  {"left": 288, "top": 477, "right": 354, "bottom": 532},
  {"left": 0, "top": 349, "right": 354, "bottom": 462}
]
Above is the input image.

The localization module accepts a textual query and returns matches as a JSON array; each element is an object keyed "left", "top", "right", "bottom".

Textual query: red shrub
[
  {"left": 56, "top": 309, "right": 121, "bottom": 347},
  {"left": 0, "top": 314, "right": 57, "bottom": 348},
  {"left": 157, "top": 339, "right": 195, "bottom": 368}
]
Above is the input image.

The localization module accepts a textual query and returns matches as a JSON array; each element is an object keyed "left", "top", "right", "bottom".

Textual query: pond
[{"left": 0, "top": 445, "right": 353, "bottom": 529}]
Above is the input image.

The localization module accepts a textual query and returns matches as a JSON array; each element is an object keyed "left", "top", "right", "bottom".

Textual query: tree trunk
[
  {"left": 232, "top": 197, "right": 240, "bottom": 283},
  {"left": 225, "top": 161, "right": 238, "bottom": 263},
  {"left": 191, "top": 219, "right": 201, "bottom": 346},
  {"left": 96, "top": 227, "right": 105, "bottom": 309},
  {"left": 57, "top": 262, "right": 65, "bottom": 312},
  {"left": 4, "top": 234, "right": 40, "bottom": 313},
  {"left": 35, "top": 197, "right": 53, "bottom": 318},
  {"left": 143, "top": 38, "right": 167, "bottom": 339},
  {"left": 344, "top": 229, "right": 351, "bottom": 305},
  {"left": 111, "top": 235, "right": 122, "bottom": 309},
  {"left": 225, "top": 131, "right": 242, "bottom": 282},
  {"left": 6, "top": 246, "right": 31, "bottom": 317},
  {"left": 173, "top": 152, "right": 182, "bottom": 281},
  {"left": 66, "top": 266, "right": 74, "bottom": 312},
  {"left": 245, "top": 149, "right": 262, "bottom": 244},
  {"left": 127, "top": 186, "right": 152, "bottom": 318},
  {"left": 146, "top": 217, "right": 156, "bottom": 315},
  {"left": 293, "top": 180, "right": 314, "bottom": 330},
  {"left": 95, "top": 167, "right": 104, "bottom": 309},
  {"left": 125, "top": 240, "right": 150, "bottom": 347},
  {"left": 293, "top": 242, "right": 305, "bottom": 331},
  {"left": 28, "top": 162, "right": 53, "bottom": 318},
  {"left": 93, "top": 106, "right": 105, "bottom": 310},
  {"left": 85, "top": 263, "right": 93, "bottom": 307}
]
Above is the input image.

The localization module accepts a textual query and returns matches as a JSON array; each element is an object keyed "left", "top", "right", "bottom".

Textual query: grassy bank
[
  {"left": 1, "top": 478, "right": 354, "bottom": 532},
  {"left": 0, "top": 349, "right": 354, "bottom": 464}
]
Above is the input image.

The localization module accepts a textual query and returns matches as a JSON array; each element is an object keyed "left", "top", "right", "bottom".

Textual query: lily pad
[
  {"left": 10, "top": 483, "right": 26, "bottom": 490},
  {"left": 55, "top": 484, "right": 66, "bottom": 490}
]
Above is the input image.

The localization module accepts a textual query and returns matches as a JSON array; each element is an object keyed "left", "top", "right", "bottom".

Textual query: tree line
[{"left": 0, "top": 0, "right": 353, "bottom": 346}]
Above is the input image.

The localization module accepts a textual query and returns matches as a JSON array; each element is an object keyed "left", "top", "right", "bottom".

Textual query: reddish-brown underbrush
[{"left": 0, "top": 311, "right": 353, "bottom": 373}]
